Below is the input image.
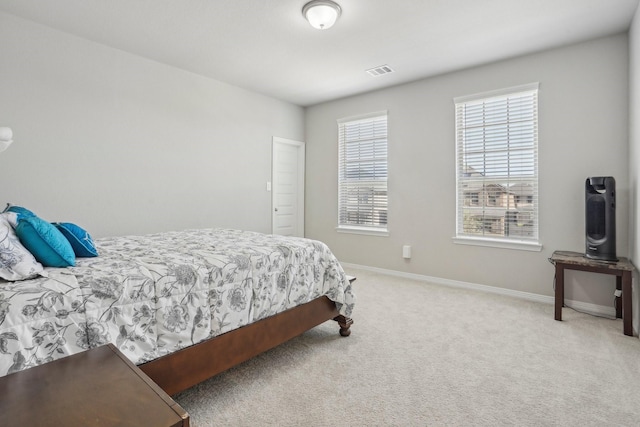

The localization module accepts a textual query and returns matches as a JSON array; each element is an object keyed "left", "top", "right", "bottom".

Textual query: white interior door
[{"left": 272, "top": 137, "right": 305, "bottom": 237}]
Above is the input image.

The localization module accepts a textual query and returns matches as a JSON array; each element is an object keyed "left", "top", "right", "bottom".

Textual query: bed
[{"left": 0, "top": 227, "right": 355, "bottom": 395}]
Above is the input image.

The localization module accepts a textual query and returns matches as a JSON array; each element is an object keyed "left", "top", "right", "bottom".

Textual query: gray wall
[
  {"left": 0, "top": 12, "right": 304, "bottom": 237},
  {"left": 305, "top": 34, "right": 629, "bottom": 306}
]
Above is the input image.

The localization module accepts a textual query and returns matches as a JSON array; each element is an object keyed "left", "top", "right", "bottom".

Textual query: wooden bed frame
[{"left": 139, "top": 296, "right": 353, "bottom": 395}]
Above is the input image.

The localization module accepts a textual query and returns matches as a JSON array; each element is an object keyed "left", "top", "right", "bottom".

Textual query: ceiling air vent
[{"left": 366, "top": 65, "right": 394, "bottom": 77}]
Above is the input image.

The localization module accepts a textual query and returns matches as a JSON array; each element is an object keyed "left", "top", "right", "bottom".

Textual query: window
[
  {"left": 454, "top": 83, "right": 540, "bottom": 251},
  {"left": 337, "top": 111, "right": 388, "bottom": 234}
]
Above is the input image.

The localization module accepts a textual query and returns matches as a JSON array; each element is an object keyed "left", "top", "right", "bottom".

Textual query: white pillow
[
  {"left": 2, "top": 210, "right": 18, "bottom": 227},
  {"left": 0, "top": 214, "right": 44, "bottom": 281}
]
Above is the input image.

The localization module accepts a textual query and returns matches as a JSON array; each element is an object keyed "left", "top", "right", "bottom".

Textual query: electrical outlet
[{"left": 402, "top": 245, "right": 411, "bottom": 259}]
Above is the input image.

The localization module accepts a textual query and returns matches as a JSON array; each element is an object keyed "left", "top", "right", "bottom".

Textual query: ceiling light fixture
[
  {"left": 0, "top": 127, "right": 13, "bottom": 153},
  {"left": 302, "top": 0, "right": 341, "bottom": 30}
]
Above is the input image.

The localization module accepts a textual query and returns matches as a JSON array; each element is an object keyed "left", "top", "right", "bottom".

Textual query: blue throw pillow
[
  {"left": 54, "top": 222, "right": 98, "bottom": 257},
  {"left": 15, "top": 216, "right": 75, "bottom": 267}
]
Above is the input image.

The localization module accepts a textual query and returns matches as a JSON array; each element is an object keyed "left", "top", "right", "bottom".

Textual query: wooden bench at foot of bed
[{"left": 140, "top": 295, "right": 353, "bottom": 395}]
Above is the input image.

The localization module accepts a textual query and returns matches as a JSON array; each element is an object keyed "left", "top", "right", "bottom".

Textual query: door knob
[{"left": 274, "top": 208, "right": 278, "bottom": 212}]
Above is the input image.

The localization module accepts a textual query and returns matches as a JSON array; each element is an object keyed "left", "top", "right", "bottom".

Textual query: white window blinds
[
  {"left": 454, "top": 84, "right": 539, "bottom": 243},
  {"left": 338, "top": 112, "right": 388, "bottom": 231}
]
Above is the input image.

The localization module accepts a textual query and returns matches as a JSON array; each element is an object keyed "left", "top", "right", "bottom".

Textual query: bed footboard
[{"left": 140, "top": 296, "right": 350, "bottom": 395}]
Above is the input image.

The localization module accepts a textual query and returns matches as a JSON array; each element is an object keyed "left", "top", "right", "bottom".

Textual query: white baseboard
[{"left": 340, "top": 262, "right": 617, "bottom": 319}]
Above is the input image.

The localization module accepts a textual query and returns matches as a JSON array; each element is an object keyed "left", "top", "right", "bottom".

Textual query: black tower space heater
[{"left": 585, "top": 176, "right": 617, "bottom": 261}]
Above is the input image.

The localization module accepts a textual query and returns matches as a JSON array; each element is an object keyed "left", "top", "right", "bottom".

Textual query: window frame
[
  {"left": 336, "top": 111, "right": 389, "bottom": 236},
  {"left": 453, "top": 83, "right": 542, "bottom": 252}
]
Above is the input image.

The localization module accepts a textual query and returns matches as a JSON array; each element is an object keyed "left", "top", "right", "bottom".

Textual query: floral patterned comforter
[{"left": 0, "top": 229, "right": 355, "bottom": 377}]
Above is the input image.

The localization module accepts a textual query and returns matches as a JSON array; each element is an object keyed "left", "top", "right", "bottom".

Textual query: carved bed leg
[{"left": 333, "top": 315, "right": 353, "bottom": 337}]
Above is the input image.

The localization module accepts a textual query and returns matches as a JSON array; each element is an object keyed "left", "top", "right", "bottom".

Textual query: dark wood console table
[
  {"left": 0, "top": 344, "right": 189, "bottom": 426},
  {"left": 550, "top": 250, "right": 635, "bottom": 336}
]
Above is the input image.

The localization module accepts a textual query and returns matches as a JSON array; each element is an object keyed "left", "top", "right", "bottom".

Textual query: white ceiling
[{"left": 0, "top": 0, "right": 638, "bottom": 106}]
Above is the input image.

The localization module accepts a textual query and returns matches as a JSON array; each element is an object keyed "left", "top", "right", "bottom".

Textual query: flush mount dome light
[
  {"left": 302, "top": 0, "right": 341, "bottom": 30},
  {"left": 0, "top": 127, "right": 13, "bottom": 153}
]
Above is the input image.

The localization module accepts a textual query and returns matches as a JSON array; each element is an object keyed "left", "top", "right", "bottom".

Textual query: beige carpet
[{"left": 173, "top": 268, "right": 640, "bottom": 426}]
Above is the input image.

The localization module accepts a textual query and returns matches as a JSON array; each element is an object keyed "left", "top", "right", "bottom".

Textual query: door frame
[{"left": 272, "top": 137, "right": 305, "bottom": 237}]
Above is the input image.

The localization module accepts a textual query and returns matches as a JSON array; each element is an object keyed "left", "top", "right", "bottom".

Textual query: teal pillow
[
  {"left": 15, "top": 216, "right": 75, "bottom": 267},
  {"left": 54, "top": 222, "right": 98, "bottom": 257}
]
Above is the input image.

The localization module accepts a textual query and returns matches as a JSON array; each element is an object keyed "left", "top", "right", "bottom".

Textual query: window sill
[
  {"left": 336, "top": 226, "right": 389, "bottom": 237},
  {"left": 452, "top": 236, "right": 542, "bottom": 252}
]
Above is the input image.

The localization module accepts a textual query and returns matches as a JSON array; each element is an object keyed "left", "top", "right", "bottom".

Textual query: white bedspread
[{"left": 0, "top": 229, "right": 355, "bottom": 377}]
